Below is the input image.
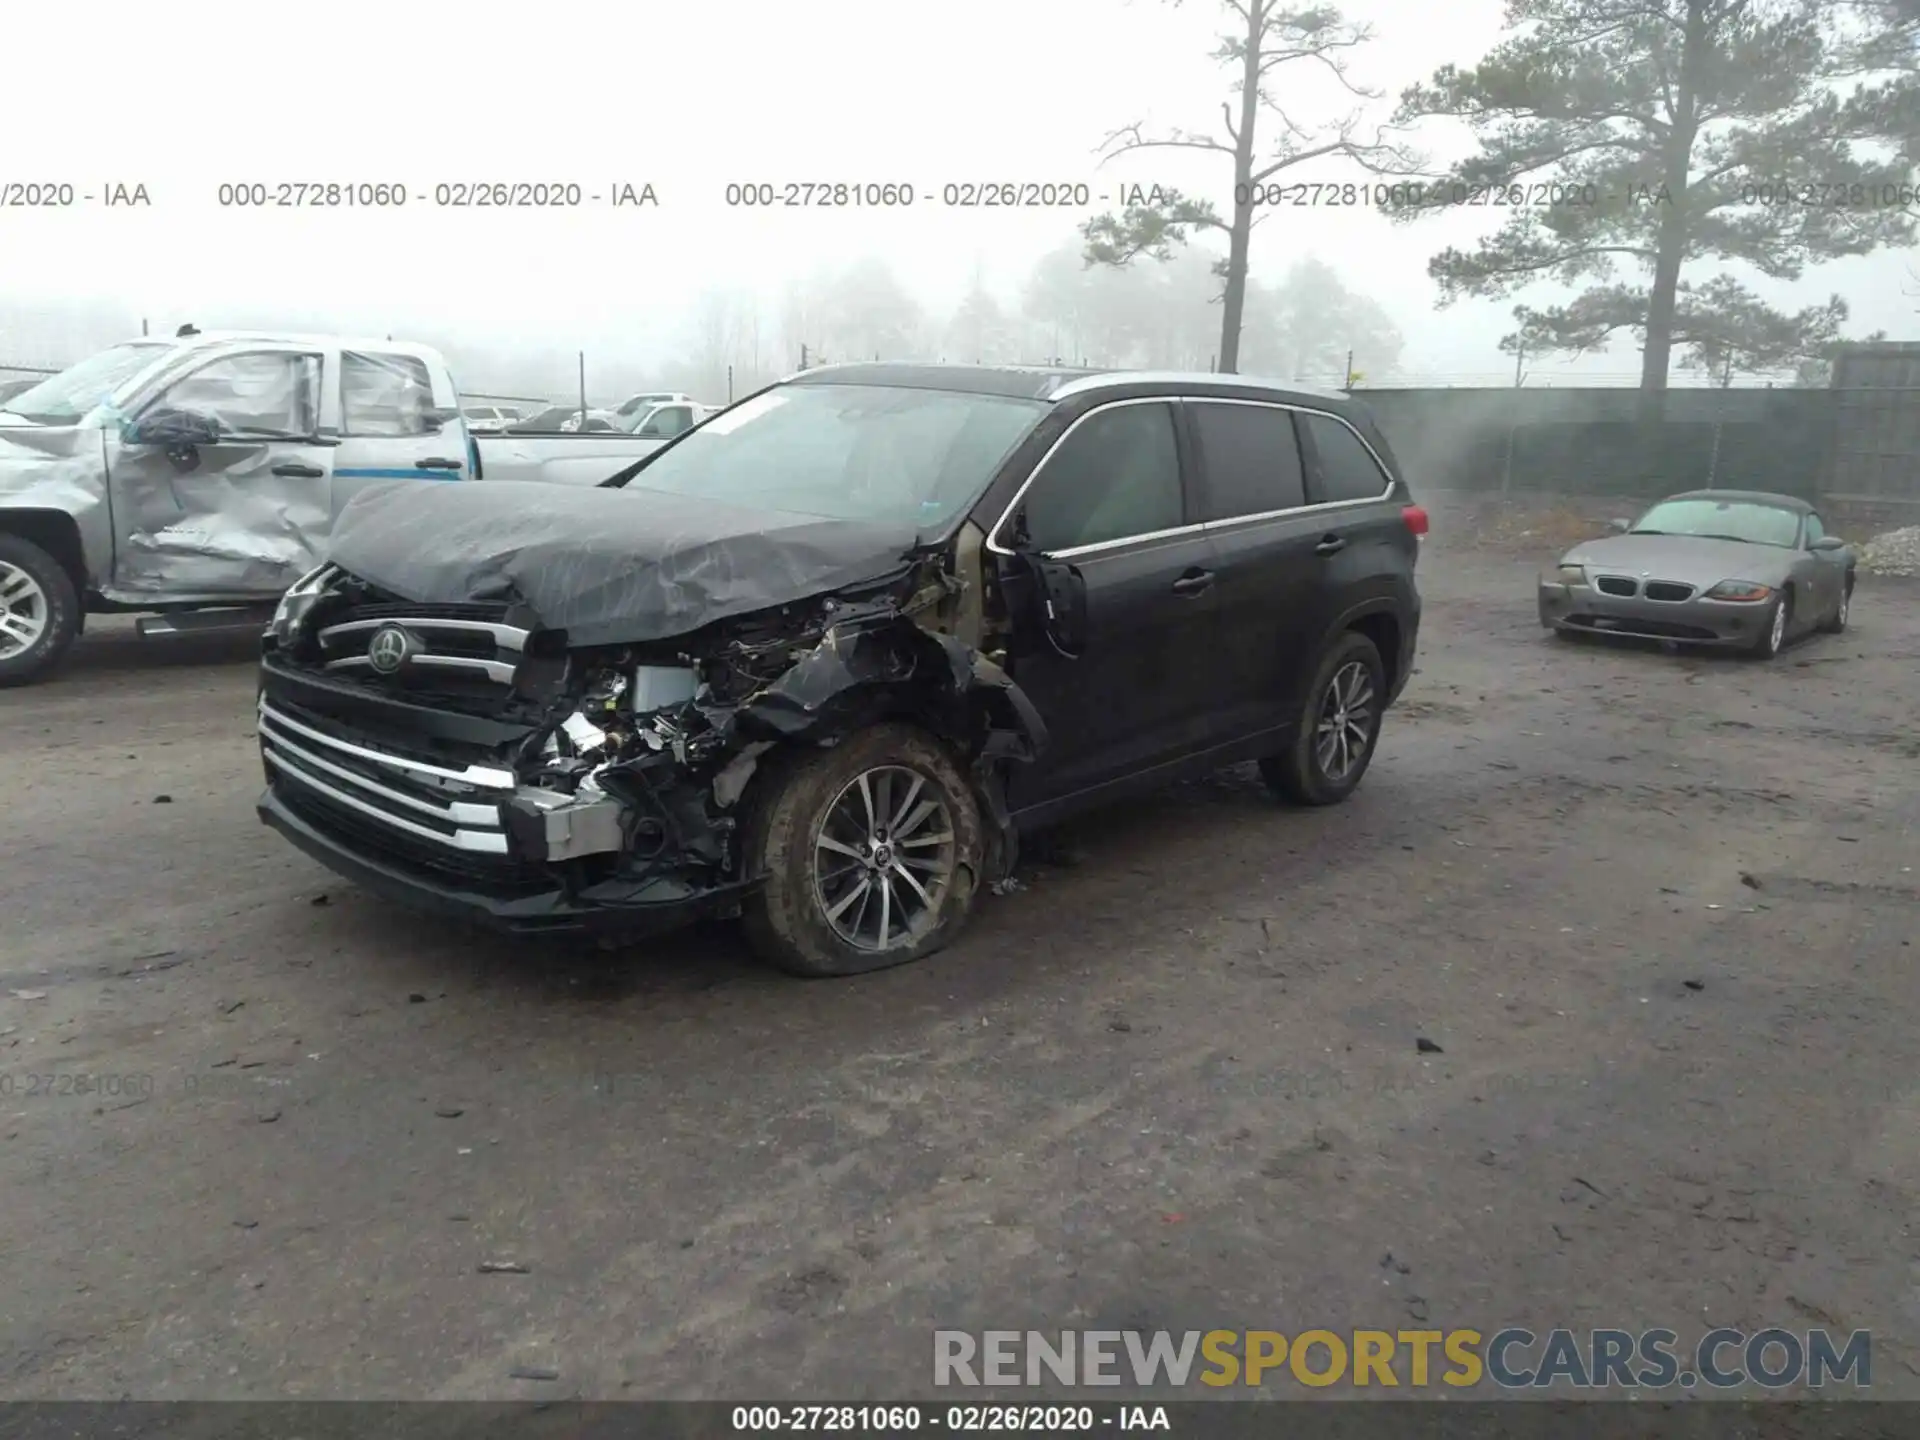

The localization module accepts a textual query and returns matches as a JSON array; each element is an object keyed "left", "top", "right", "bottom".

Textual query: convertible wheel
[
  {"left": 741, "top": 724, "right": 985, "bottom": 977},
  {"left": 1747, "top": 590, "right": 1789, "bottom": 660},
  {"left": 1260, "top": 630, "right": 1386, "bottom": 807},
  {"left": 1821, "top": 578, "right": 1852, "bottom": 634}
]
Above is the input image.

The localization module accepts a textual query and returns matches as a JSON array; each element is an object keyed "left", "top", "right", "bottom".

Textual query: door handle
[
  {"left": 1313, "top": 534, "right": 1346, "bottom": 556},
  {"left": 271, "top": 462, "right": 325, "bottom": 478},
  {"left": 1171, "top": 568, "right": 1215, "bottom": 597},
  {"left": 415, "top": 457, "right": 464, "bottom": 470}
]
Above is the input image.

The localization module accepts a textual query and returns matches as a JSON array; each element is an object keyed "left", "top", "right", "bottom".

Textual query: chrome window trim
[
  {"left": 256, "top": 698, "right": 517, "bottom": 790},
  {"left": 984, "top": 394, "right": 1397, "bottom": 561}
]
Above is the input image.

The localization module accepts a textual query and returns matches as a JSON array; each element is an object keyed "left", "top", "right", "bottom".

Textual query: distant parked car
[
  {"left": 618, "top": 400, "right": 717, "bottom": 439},
  {"left": 461, "top": 404, "right": 526, "bottom": 432},
  {"left": 614, "top": 390, "right": 696, "bottom": 419},
  {"left": 1538, "top": 489, "right": 1855, "bottom": 660},
  {"left": 508, "top": 406, "right": 622, "bottom": 433}
]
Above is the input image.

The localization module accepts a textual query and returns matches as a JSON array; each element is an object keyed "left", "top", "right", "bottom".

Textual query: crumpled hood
[
  {"left": 1562, "top": 533, "right": 1798, "bottom": 587},
  {"left": 326, "top": 479, "right": 924, "bottom": 646}
]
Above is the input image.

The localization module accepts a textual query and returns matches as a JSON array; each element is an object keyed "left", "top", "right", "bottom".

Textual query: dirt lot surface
[{"left": 2, "top": 493, "right": 1917, "bottom": 1402}]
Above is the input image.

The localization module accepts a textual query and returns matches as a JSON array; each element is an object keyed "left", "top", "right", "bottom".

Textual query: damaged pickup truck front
[{"left": 256, "top": 364, "right": 1423, "bottom": 976}]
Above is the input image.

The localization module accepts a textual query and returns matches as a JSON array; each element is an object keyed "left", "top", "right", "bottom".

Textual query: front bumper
[
  {"left": 1536, "top": 581, "right": 1768, "bottom": 647},
  {"left": 254, "top": 654, "right": 758, "bottom": 938},
  {"left": 259, "top": 786, "right": 759, "bottom": 937}
]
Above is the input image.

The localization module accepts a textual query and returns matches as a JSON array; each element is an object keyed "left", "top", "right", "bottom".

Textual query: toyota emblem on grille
[{"left": 366, "top": 625, "right": 417, "bottom": 675}]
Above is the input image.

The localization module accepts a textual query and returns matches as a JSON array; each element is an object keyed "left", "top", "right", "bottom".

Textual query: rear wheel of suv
[
  {"left": 1259, "top": 630, "right": 1387, "bottom": 807},
  {"left": 741, "top": 723, "right": 985, "bottom": 977},
  {"left": 0, "top": 534, "right": 80, "bottom": 688}
]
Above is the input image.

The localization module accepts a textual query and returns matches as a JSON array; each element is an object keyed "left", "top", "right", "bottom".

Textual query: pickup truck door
[
  {"left": 102, "top": 345, "right": 336, "bottom": 600},
  {"left": 329, "top": 349, "right": 471, "bottom": 507}
]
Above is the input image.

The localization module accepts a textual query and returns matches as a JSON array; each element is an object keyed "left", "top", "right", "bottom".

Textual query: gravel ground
[
  {"left": 1, "top": 497, "right": 1917, "bottom": 1401},
  {"left": 1860, "top": 525, "right": 1920, "bottom": 578}
]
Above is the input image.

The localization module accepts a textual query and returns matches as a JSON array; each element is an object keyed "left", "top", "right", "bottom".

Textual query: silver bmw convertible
[{"left": 1537, "top": 489, "right": 1855, "bottom": 659}]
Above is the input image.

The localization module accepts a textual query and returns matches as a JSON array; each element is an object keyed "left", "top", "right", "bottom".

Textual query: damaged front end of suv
[{"left": 254, "top": 475, "right": 1048, "bottom": 975}]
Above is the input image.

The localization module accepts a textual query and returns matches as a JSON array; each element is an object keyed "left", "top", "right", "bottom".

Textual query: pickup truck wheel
[
  {"left": 741, "top": 724, "right": 984, "bottom": 977},
  {"left": 1259, "top": 630, "right": 1386, "bottom": 807},
  {"left": 0, "top": 535, "right": 79, "bottom": 688}
]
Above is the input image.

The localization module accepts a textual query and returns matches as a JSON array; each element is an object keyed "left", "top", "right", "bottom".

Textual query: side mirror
[
  {"left": 1808, "top": 534, "right": 1845, "bottom": 552},
  {"left": 128, "top": 407, "right": 221, "bottom": 448},
  {"left": 994, "top": 541, "right": 1087, "bottom": 660},
  {"left": 1606, "top": 517, "right": 1631, "bottom": 534},
  {"left": 1034, "top": 557, "right": 1088, "bottom": 657}
]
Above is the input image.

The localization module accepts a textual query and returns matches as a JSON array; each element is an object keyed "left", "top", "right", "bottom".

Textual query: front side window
[
  {"left": 1302, "top": 412, "right": 1390, "bottom": 503},
  {"left": 1804, "top": 512, "right": 1825, "bottom": 545},
  {"left": 1188, "top": 401, "right": 1307, "bottom": 520},
  {"left": 342, "top": 352, "right": 435, "bottom": 436},
  {"left": 150, "top": 351, "right": 319, "bottom": 437},
  {"left": 1018, "top": 402, "right": 1184, "bottom": 553}
]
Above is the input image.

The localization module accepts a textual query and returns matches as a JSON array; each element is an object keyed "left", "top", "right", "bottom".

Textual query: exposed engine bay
[{"left": 295, "top": 553, "right": 1046, "bottom": 921}]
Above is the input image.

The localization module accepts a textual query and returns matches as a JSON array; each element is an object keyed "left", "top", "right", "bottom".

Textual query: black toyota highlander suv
[{"left": 255, "top": 365, "right": 1426, "bottom": 977}]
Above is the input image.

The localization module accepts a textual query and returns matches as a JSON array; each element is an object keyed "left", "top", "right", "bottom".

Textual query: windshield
[
  {"left": 0, "top": 342, "right": 172, "bottom": 424},
  {"left": 1632, "top": 498, "right": 1801, "bottom": 548},
  {"left": 616, "top": 383, "right": 1048, "bottom": 527}
]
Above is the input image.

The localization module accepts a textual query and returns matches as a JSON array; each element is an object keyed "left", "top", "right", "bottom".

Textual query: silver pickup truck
[{"left": 0, "top": 331, "right": 666, "bottom": 685}]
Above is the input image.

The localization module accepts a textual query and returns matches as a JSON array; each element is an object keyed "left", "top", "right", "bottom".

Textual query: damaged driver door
[
  {"left": 989, "top": 398, "right": 1226, "bottom": 818},
  {"left": 104, "top": 347, "right": 335, "bottom": 602}
]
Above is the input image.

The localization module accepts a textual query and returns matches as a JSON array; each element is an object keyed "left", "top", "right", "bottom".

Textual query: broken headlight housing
[{"left": 268, "top": 563, "right": 337, "bottom": 644}]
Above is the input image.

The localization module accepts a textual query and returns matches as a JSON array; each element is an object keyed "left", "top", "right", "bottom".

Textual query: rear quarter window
[{"left": 1302, "top": 412, "right": 1391, "bottom": 504}]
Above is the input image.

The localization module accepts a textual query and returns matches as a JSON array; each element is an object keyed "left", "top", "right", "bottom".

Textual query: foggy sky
[{"left": 4, "top": 0, "right": 1913, "bottom": 394}]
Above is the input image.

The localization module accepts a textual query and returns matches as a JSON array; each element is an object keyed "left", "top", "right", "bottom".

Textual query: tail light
[{"left": 1402, "top": 504, "right": 1429, "bottom": 539}]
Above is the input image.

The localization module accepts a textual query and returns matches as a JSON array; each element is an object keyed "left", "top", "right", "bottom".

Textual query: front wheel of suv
[
  {"left": 741, "top": 723, "right": 986, "bottom": 977},
  {"left": 1260, "top": 630, "right": 1387, "bottom": 807}
]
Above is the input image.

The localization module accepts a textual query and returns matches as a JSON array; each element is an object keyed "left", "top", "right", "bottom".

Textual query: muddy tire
[
  {"left": 0, "top": 534, "right": 80, "bottom": 688},
  {"left": 740, "top": 724, "right": 985, "bottom": 977},
  {"left": 1259, "top": 630, "right": 1386, "bottom": 807}
]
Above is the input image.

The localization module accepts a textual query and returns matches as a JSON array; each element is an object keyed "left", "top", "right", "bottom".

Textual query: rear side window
[
  {"left": 1187, "top": 401, "right": 1307, "bottom": 520},
  {"left": 342, "top": 351, "right": 436, "bottom": 437},
  {"left": 1302, "top": 413, "right": 1390, "bottom": 504},
  {"left": 1019, "top": 402, "right": 1183, "bottom": 553}
]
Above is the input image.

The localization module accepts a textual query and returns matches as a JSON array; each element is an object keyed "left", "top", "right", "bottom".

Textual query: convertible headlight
[
  {"left": 1554, "top": 562, "right": 1588, "bottom": 584},
  {"left": 269, "top": 563, "right": 336, "bottom": 642},
  {"left": 1704, "top": 579, "right": 1772, "bottom": 602}
]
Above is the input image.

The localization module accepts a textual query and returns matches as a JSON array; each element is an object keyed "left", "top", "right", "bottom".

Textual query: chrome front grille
[
  {"left": 257, "top": 698, "right": 517, "bottom": 853},
  {"left": 315, "top": 608, "right": 529, "bottom": 688},
  {"left": 1594, "top": 576, "right": 1638, "bottom": 597},
  {"left": 1642, "top": 580, "right": 1695, "bottom": 602}
]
